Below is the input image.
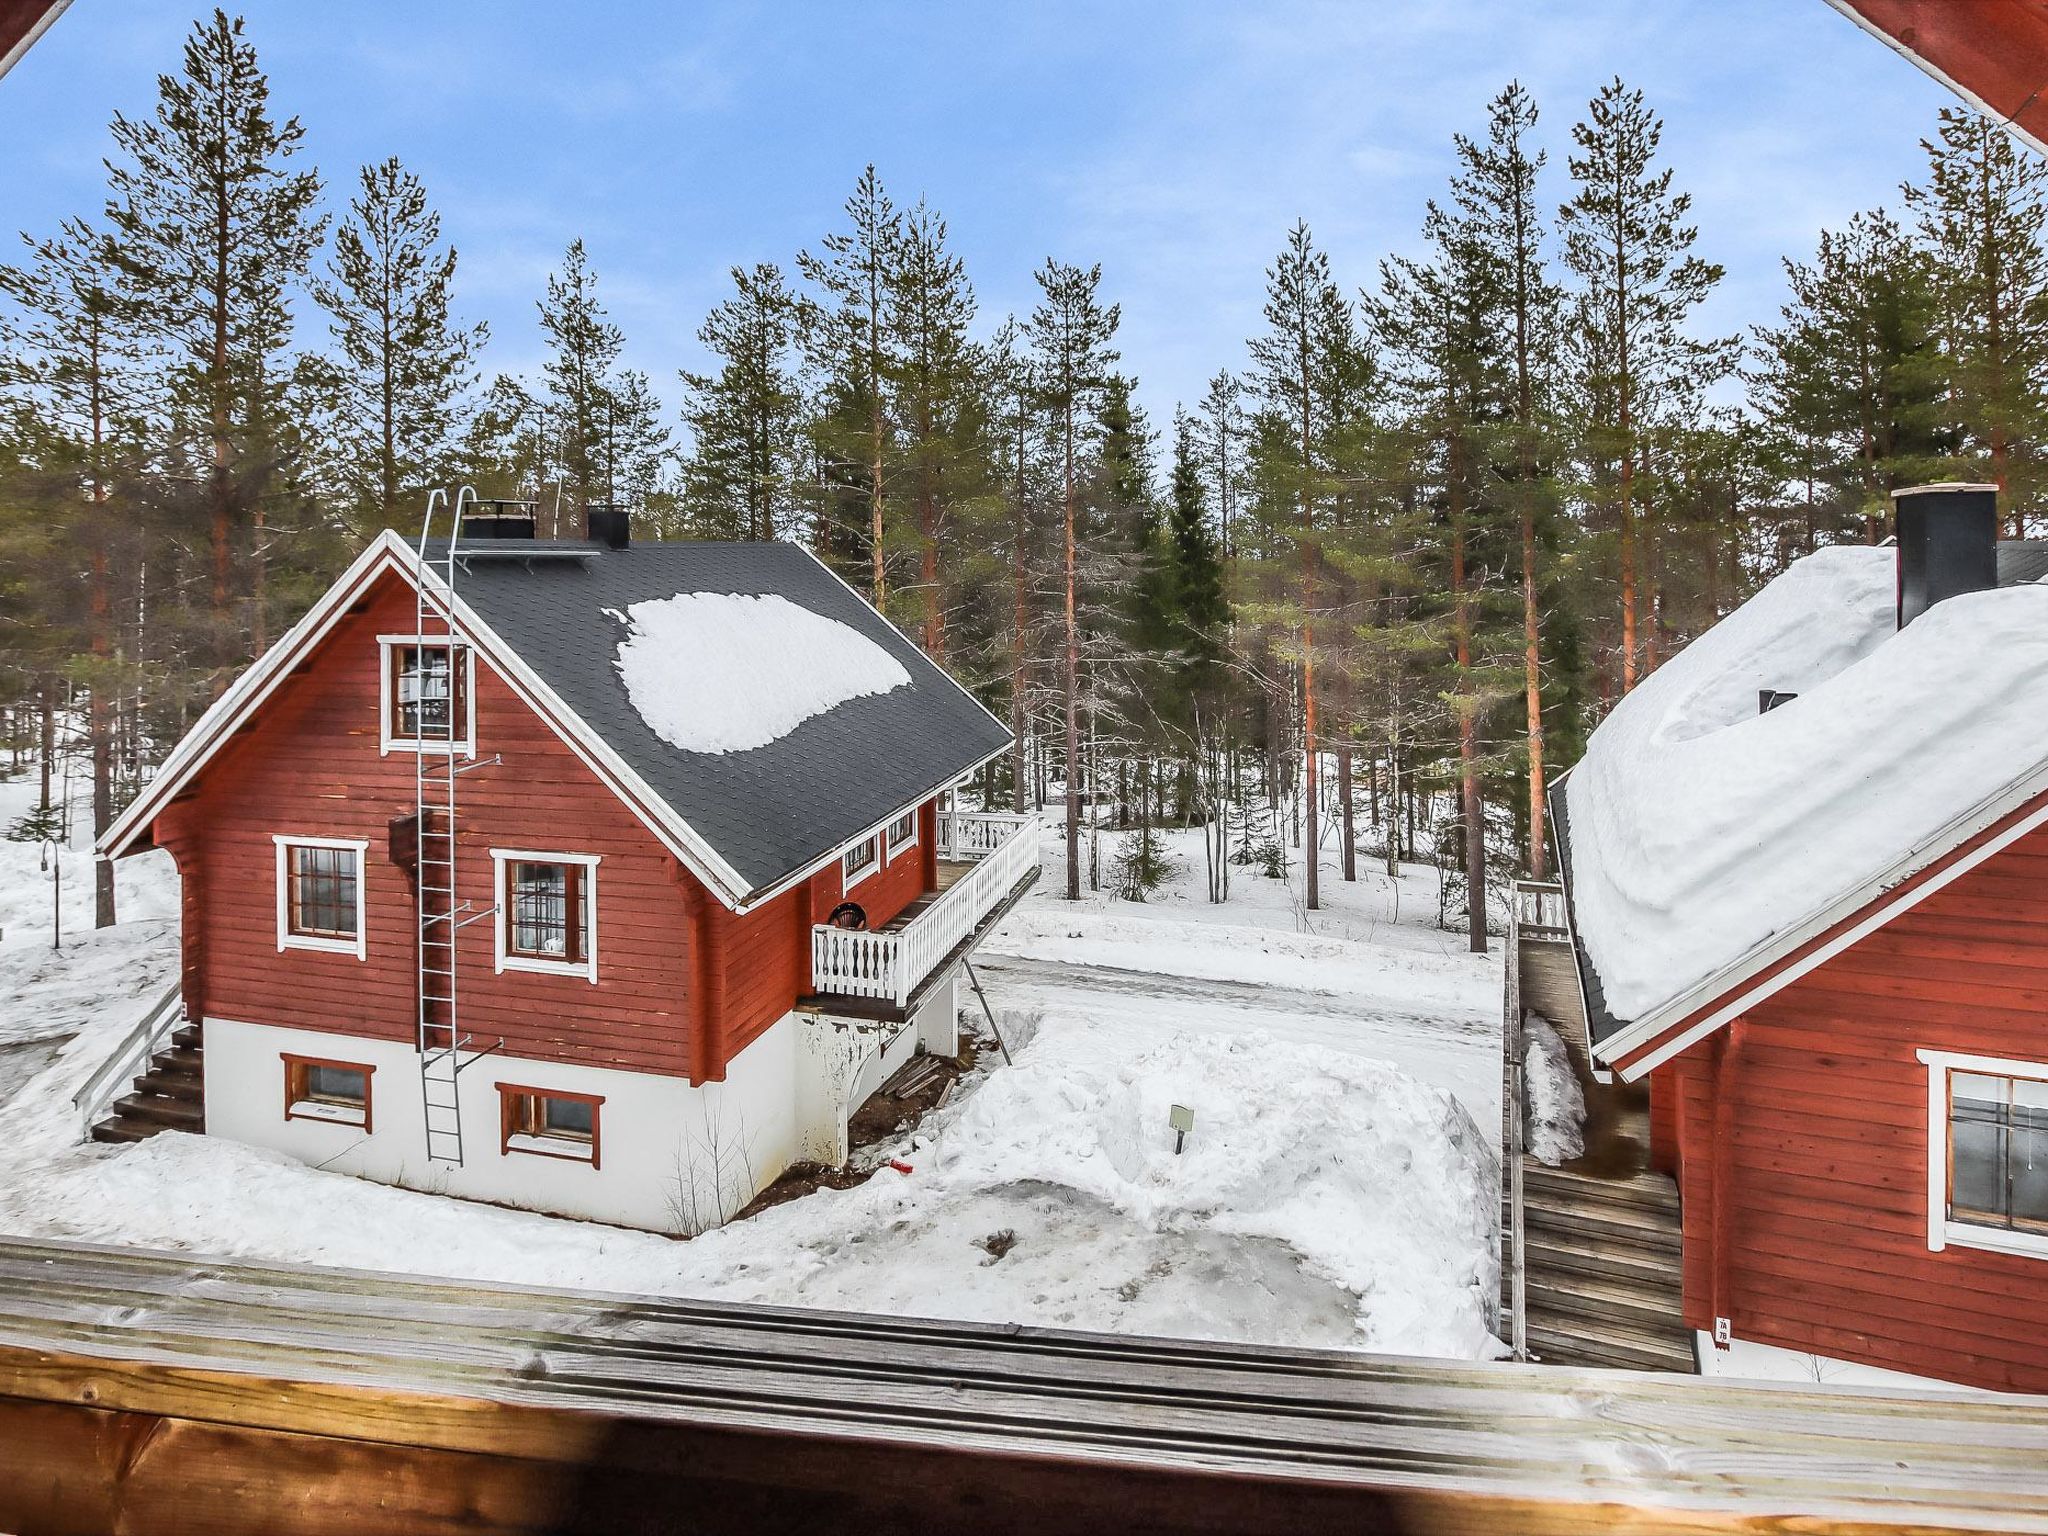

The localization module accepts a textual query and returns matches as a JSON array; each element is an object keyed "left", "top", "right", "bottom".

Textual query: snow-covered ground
[{"left": 0, "top": 770, "right": 1506, "bottom": 1361}]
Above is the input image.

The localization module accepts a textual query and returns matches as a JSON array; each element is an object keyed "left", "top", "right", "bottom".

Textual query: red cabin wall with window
[
  {"left": 150, "top": 569, "right": 941, "bottom": 1086},
  {"left": 1655, "top": 816, "right": 2048, "bottom": 1393}
]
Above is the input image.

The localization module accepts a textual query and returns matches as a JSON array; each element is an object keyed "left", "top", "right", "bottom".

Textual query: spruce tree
[
  {"left": 105, "top": 9, "right": 323, "bottom": 662},
  {"left": 311, "top": 157, "right": 485, "bottom": 536}
]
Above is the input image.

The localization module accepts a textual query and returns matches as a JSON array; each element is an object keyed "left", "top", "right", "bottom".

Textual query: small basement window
[
  {"left": 1921, "top": 1050, "right": 2048, "bottom": 1259},
  {"left": 381, "top": 637, "right": 473, "bottom": 752},
  {"left": 274, "top": 837, "right": 368, "bottom": 959},
  {"left": 886, "top": 809, "right": 918, "bottom": 858},
  {"left": 498, "top": 1083, "right": 603, "bottom": 1167},
  {"left": 283, "top": 1054, "right": 373, "bottom": 1131},
  {"left": 843, "top": 836, "right": 880, "bottom": 889},
  {"left": 491, "top": 850, "right": 599, "bottom": 981}
]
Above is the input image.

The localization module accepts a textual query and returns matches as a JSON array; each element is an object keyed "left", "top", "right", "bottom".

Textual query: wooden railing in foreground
[
  {"left": 0, "top": 1236, "right": 2044, "bottom": 1535},
  {"left": 1500, "top": 886, "right": 1528, "bottom": 1361}
]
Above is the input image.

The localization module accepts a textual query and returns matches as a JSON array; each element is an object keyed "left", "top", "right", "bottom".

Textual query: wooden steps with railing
[{"left": 90, "top": 1022, "right": 203, "bottom": 1144}]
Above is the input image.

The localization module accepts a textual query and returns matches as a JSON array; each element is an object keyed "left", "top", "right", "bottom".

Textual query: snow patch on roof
[
  {"left": 1567, "top": 544, "right": 2048, "bottom": 1027},
  {"left": 614, "top": 591, "right": 911, "bottom": 756}
]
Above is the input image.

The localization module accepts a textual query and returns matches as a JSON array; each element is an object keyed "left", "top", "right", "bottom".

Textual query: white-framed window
[
  {"left": 1918, "top": 1048, "right": 2048, "bottom": 1260},
  {"left": 274, "top": 836, "right": 369, "bottom": 959},
  {"left": 378, "top": 635, "right": 475, "bottom": 755},
  {"left": 489, "top": 849, "right": 599, "bottom": 982},
  {"left": 842, "top": 835, "right": 880, "bottom": 890},
  {"left": 886, "top": 808, "right": 918, "bottom": 859}
]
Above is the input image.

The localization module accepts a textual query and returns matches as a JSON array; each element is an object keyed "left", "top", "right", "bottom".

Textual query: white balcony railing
[
  {"left": 1513, "top": 880, "right": 1568, "bottom": 939},
  {"left": 812, "top": 811, "right": 1038, "bottom": 1008}
]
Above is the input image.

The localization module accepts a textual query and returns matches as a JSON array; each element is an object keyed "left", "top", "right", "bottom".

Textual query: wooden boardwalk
[
  {"left": 1512, "top": 927, "right": 1694, "bottom": 1373},
  {"left": 1, "top": 1235, "right": 2047, "bottom": 1533}
]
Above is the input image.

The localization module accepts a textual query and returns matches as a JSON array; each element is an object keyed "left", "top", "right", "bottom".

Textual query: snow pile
[
  {"left": 1522, "top": 1014, "right": 1584, "bottom": 1167},
  {"left": 614, "top": 591, "right": 911, "bottom": 754},
  {"left": 682, "top": 1023, "right": 1505, "bottom": 1359},
  {"left": 1566, "top": 545, "right": 2048, "bottom": 1024}
]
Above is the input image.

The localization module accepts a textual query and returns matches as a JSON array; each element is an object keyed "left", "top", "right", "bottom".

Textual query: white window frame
[
  {"left": 1917, "top": 1047, "right": 2048, "bottom": 1261},
  {"left": 273, "top": 836, "right": 369, "bottom": 960},
  {"left": 842, "top": 835, "right": 880, "bottom": 891},
  {"left": 886, "top": 808, "right": 918, "bottom": 860},
  {"left": 490, "top": 848, "right": 600, "bottom": 983},
  {"left": 377, "top": 635, "right": 476, "bottom": 757}
]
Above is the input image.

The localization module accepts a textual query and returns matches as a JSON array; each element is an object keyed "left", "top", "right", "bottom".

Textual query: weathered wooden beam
[{"left": 0, "top": 1235, "right": 2043, "bottom": 1534}]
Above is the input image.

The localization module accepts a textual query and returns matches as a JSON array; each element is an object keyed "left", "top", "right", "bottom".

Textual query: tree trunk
[
  {"left": 1338, "top": 747, "right": 1355, "bottom": 881},
  {"left": 1063, "top": 403, "right": 1081, "bottom": 902}
]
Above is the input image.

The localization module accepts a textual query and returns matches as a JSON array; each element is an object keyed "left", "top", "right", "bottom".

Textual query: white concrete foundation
[
  {"left": 204, "top": 1015, "right": 799, "bottom": 1234},
  {"left": 203, "top": 968, "right": 971, "bottom": 1233}
]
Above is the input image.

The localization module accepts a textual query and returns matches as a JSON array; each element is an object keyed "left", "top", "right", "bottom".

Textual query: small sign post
[{"left": 1168, "top": 1103, "right": 1194, "bottom": 1155}]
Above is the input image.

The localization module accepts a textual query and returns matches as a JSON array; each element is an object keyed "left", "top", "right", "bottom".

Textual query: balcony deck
[{"left": 802, "top": 811, "right": 1038, "bottom": 1021}]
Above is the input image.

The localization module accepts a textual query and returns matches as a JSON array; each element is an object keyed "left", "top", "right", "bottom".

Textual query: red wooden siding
[
  {"left": 151, "top": 568, "right": 941, "bottom": 1085},
  {"left": 1662, "top": 819, "right": 2048, "bottom": 1393}
]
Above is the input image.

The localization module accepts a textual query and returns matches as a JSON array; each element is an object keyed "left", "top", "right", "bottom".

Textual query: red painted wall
[
  {"left": 153, "top": 568, "right": 938, "bottom": 1084},
  {"left": 1661, "top": 819, "right": 2048, "bottom": 1393}
]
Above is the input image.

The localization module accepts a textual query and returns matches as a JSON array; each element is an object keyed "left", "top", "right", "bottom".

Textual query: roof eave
[{"left": 1592, "top": 760, "right": 2048, "bottom": 1081}]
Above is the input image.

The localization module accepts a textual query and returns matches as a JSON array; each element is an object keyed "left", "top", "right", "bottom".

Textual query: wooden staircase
[
  {"left": 1522, "top": 1161, "right": 1694, "bottom": 1372},
  {"left": 90, "top": 1022, "right": 203, "bottom": 1144}
]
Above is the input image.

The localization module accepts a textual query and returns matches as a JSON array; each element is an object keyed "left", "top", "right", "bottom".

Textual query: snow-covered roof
[{"left": 1564, "top": 543, "right": 2048, "bottom": 1055}]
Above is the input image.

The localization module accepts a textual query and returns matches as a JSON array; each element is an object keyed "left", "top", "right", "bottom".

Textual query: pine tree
[
  {"left": 886, "top": 200, "right": 984, "bottom": 658},
  {"left": 1247, "top": 222, "right": 1350, "bottom": 910},
  {"left": 679, "top": 263, "right": 803, "bottom": 540},
  {"left": 104, "top": 8, "right": 323, "bottom": 661},
  {"left": 799, "top": 167, "right": 901, "bottom": 601},
  {"left": 311, "top": 157, "right": 485, "bottom": 536},
  {"left": 1559, "top": 78, "right": 1729, "bottom": 694},
  {"left": 1752, "top": 208, "right": 1945, "bottom": 544},
  {"left": 539, "top": 239, "right": 625, "bottom": 528},
  {"left": 1025, "top": 259, "right": 1120, "bottom": 902},
  {"left": 0, "top": 220, "right": 145, "bottom": 925},
  {"left": 1451, "top": 81, "right": 1564, "bottom": 877},
  {"left": 1906, "top": 108, "right": 2048, "bottom": 533}
]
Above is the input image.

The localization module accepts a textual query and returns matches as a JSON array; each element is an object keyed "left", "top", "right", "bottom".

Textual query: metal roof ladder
[{"left": 411, "top": 488, "right": 502, "bottom": 1167}]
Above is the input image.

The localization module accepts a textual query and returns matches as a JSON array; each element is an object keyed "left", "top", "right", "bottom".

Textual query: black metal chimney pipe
[
  {"left": 585, "top": 504, "right": 630, "bottom": 550},
  {"left": 1893, "top": 483, "right": 1998, "bottom": 627}
]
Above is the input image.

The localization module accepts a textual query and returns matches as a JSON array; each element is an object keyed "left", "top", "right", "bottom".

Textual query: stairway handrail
[{"left": 72, "top": 981, "right": 184, "bottom": 1141}]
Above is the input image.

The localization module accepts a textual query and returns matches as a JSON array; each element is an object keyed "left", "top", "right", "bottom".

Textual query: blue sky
[{"left": 1, "top": 1, "right": 1959, "bottom": 428}]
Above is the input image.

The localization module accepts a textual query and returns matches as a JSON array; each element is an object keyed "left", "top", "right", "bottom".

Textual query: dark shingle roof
[
  {"left": 446, "top": 539, "right": 1009, "bottom": 896},
  {"left": 1998, "top": 539, "right": 2048, "bottom": 587}
]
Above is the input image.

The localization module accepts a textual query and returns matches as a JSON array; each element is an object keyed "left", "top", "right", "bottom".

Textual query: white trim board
[
  {"left": 273, "top": 835, "right": 370, "bottom": 961},
  {"left": 1916, "top": 1047, "right": 2048, "bottom": 1262},
  {"left": 1599, "top": 779, "right": 2048, "bottom": 1082},
  {"left": 490, "top": 848, "right": 601, "bottom": 984},
  {"left": 376, "top": 634, "right": 477, "bottom": 757}
]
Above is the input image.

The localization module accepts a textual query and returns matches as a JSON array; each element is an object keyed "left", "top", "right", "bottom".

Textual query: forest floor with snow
[{"left": 0, "top": 771, "right": 1506, "bottom": 1361}]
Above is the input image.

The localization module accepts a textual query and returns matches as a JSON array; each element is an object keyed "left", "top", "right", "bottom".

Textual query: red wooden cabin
[
  {"left": 1555, "top": 484, "right": 2048, "bottom": 1392},
  {"left": 100, "top": 511, "right": 1035, "bottom": 1231}
]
